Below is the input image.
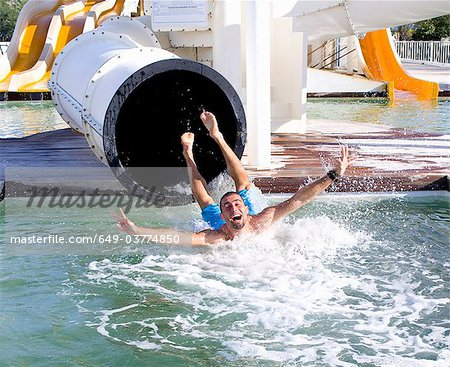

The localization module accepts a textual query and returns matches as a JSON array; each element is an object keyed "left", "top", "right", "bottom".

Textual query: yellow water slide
[
  {"left": 359, "top": 29, "right": 439, "bottom": 100},
  {"left": 0, "top": 0, "right": 125, "bottom": 93}
]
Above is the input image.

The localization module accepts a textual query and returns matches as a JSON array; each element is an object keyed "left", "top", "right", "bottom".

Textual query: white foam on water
[
  {"left": 84, "top": 216, "right": 449, "bottom": 364},
  {"left": 126, "top": 340, "right": 161, "bottom": 350},
  {"left": 346, "top": 275, "right": 450, "bottom": 366},
  {"left": 206, "top": 172, "right": 236, "bottom": 203},
  {"left": 164, "top": 181, "right": 192, "bottom": 195},
  {"left": 89, "top": 303, "right": 166, "bottom": 351},
  {"left": 92, "top": 303, "right": 141, "bottom": 338}
]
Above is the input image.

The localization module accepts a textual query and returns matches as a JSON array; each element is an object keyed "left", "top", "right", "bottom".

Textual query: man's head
[{"left": 219, "top": 191, "right": 249, "bottom": 230}]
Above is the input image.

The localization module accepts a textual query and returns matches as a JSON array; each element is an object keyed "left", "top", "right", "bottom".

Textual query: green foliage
[
  {"left": 394, "top": 24, "right": 415, "bottom": 41},
  {"left": 412, "top": 15, "right": 450, "bottom": 41},
  {"left": 0, "top": 0, "right": 27, "bottom": 41},
  {"left": 393, "top": 15, "right": 450, "bottom": 41}
]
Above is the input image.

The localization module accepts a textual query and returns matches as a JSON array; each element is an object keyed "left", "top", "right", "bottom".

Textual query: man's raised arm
[
  {"left": 113, "top": 208, "right": 225, "bottom": 246},
  {"left": 263, "top": 145, "right": 353, "bottom": 224}
]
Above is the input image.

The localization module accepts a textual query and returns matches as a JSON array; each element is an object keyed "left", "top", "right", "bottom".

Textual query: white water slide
[{"left": 275, "top": 0, "right": 449, "bottom": 42}]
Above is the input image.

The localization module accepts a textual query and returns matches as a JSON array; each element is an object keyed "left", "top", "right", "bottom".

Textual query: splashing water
[
  {"left": 1, "top": 193, "right": 449, "bottom": 366},
  {"left": 74, "top": 195, "right": 449, "bottom": 366},
  {"left": 84, "top": 218, "right": 366, "bottom": 361},
  {"left": 205, "top": 172, "right": 269, "bottom": 214}
]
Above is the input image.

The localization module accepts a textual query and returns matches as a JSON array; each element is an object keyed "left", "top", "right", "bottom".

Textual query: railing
[
  {"left": 309, "top": 39, "right": 353, "bottom": 69},
  {"left": 395, "top": 40, "right": 450, "bottom": 66},
  {"left": 0, "top": 42, "right": 9, "bottom": 55}
]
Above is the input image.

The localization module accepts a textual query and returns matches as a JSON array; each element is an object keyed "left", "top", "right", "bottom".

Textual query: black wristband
[{"left": 327, "top": 170, "right": 340, "bottom": 181}]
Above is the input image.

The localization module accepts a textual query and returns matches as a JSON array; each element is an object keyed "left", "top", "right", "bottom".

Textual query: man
[{"left": 115, "top": 111, "right": 353, "bottom": 245}]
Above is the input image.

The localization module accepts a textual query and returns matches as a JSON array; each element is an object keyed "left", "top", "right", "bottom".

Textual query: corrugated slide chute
[{"left": 359, "top": 29, "right": 439, "bottom": 100}]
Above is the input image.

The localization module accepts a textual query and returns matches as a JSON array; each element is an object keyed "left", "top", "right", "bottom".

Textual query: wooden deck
[
  {"left": 246, "top": 128, "right": 449, "bottom": 193},
  {"left": 0, "top": 124, "right": 449, "bottom": 200}
]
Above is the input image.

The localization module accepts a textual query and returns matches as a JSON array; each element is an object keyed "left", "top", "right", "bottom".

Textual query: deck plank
[{"left": 243, "top": 128, "right": 449, "bottom": 193}]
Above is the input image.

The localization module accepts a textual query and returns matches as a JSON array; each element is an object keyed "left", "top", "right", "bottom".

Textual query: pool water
[
  {"left": 307, "top": 98, "right": 450, "bottom": 134},
  {"left": 1, "top": 193, "right": 449, "bottom": 366},
  {"left": 0, "top": 101, "right": 67, "bottom": 138},
  {"left": 0, "top": 98, "right": 449, "bottom": 138},
  {"left": 1, "top": 100, "right": 449, "bottom": 366}
]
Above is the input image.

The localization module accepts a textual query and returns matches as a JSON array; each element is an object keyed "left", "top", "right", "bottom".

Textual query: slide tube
[
  {"left": 1, "top": 0, "right": 127, "bottom": 92},
  {"left": 283, "top": 0, "right": 450, "bottom": 43},
  {"left": 359, "top": 29, "right": 439, "bottom": 100},
  {"left": 0, "top": 0, "right": 62, "bottom": 84},
  {"left": 49, "top": 17, "right": 246, "bottom": 203},
  {"left": 9, "top": 0, "right": 88, "bottom": 91}
]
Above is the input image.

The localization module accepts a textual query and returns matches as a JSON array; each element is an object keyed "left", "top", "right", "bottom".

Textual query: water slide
[
  {"left": 48, "top": 16, "right": 245, "bottom": 201},
  {"left": 281, "top": 0, "right": 449, "bottom": 99},
  {"left": 358, "top": 29, "right": 439, "bottom": 100},
  {"left": 0, "top": 0, "right": 126, "bottom": 93}
]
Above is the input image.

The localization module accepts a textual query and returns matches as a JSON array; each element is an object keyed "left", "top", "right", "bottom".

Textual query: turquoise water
[
  {"left": 1, "top": 194, "right": 449, "bottom": 366},
  {"left": 307, "top": 98, "right": 450, "bottom": 134},
  {"left": 0, "top": 98, "right": 449, "bottom": 138},
  {"left": 1, "top": 101, "right": 449, "bottom": 366},
  {"left": 0, "top": 101, "right": 66, "bottom": 138}
]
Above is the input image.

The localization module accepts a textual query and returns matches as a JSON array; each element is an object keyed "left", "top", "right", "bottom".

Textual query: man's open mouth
[{"left": 231, "top": 214, "right": 242, "bottom": 221}]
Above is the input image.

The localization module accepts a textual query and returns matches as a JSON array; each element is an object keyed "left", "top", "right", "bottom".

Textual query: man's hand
[
  {"left": 112, "top": 208, "right": 138, "bottom": 235},
  {"left": 200, "top": 110, "right": 221, "bottom": 139},
  {"left": 260, "top": 145, "right": 355, "bottom": 225},
  {"left": 334, "top": 145, "right": 354, "bottom": 176}
]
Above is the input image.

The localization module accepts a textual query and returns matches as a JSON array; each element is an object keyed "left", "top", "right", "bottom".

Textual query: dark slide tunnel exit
[{"left": 103, "top": 59, "right": 246, "bottom": 204}]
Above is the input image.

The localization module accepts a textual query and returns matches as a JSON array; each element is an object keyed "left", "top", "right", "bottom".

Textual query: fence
[
  {"left": 395, "top": 40, "right": 450, "bottom": 66},
  {"left": 0, "top": 42, "right": 9, "bottom": 55}
]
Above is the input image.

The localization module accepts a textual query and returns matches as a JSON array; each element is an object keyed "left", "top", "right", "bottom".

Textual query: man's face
[{"left": 220, "top": 194, "right": 248, "bottom": 230}]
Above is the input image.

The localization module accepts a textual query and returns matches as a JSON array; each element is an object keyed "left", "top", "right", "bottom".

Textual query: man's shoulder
[
  {"left": 251, "top": 206, "right": 275, "bottom": 220},
  {"left": 248, "top": 207, "right": 275, "bottom": 230}
]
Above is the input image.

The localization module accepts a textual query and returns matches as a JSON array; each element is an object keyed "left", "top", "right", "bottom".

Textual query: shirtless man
[{"left": 115, "top": 111, "right": 353, "bottom": 245}]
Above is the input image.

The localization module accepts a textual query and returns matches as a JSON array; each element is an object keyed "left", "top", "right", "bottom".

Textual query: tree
[
  {"left": 393, "top": 24, "right": 415, "bottom": 41},
  {"left": 412, "top": 15, "right": 450, "bottom": 41},
  {"left": 393, "top": 15, "right": 450, "bottom": 41},
  {"left": 0, "top": 0, "right": 27, "bottom": 41}
]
